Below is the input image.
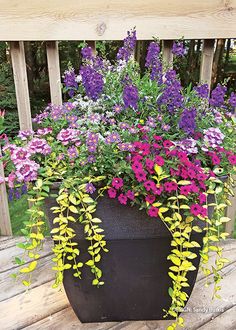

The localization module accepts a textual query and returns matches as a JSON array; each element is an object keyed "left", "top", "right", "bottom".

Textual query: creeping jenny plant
[{"left": 1, "top": 30, "right": 236, "bottom": 330}]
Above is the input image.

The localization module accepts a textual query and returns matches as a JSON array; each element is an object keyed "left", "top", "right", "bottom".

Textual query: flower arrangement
[{"left": 1, "top": 30, "right": 236, "bottom": 329}]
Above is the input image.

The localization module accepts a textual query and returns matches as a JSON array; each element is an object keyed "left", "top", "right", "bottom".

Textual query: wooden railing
[{"left": 0, "top": 1, "right": 236, "bottom": 236}]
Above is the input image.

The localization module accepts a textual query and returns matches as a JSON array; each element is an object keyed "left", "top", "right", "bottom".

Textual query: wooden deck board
[{"left": 0, "top": 237, "right": 235, "bottom": 330}]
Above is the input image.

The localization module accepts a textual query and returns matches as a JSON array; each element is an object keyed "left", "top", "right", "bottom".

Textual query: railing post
[
  {"left": 199, "top": 39, "right": 215, "bottom": 88},
  {"left": 10, "top": 41, "right": 32, "bottom": 130},
  {"left": 0, "top": 148, "right": 12, "bottom": 236},
  {"left": 162, "top": 40, "right": 173, "bottom": 67},
  {"left": 46, "top": 41, "right": 62, "bottom": 106}
]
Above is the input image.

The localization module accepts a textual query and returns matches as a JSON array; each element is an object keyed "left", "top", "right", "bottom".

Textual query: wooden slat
[
  {"left": 46, "top": 41, "right": 62, "bottom": 106},
  {"left": 24, "top": 307, "right": 117, "bottom": 330},
  {"left": 0, "top": 148, "right": 12, "bottom": 236},
  {"left": 199, "top": 39, "right": 215, "bottom": 87},
  {"left": 162, "top": 40, "right": 173, "bottom": 66},
  {"left": 0, "top": 280, "right": 70, "bottom": 330},
  {"left": 0, "top": 1, "right": 236, "bottom": 40},
  {"left": 225, "top": 186, "right": 236, "bottom": 237},
  {"left": 10, "top": 41, "right": 32, "bottom": 130}
]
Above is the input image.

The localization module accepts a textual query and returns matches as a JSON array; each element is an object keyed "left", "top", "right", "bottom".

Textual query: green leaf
[
  {"left": 168, "top": 287, "right": 173, "bottom": 297},
  {"left": 22, "top": 280, "right": 31, "bottom": 287},
  {"left": 82, "top": 197, "right": 94, "bottom": 204},
  {"left": 86, "top": 260, "right": 94, "bottom": 267},
  {"left": 91, "top": 218, "right": 102, "bottom": 223},
  {"left": 178, "top": 180, "right": 191, "bottom": 185},
  {"left": 154, "top": 164, "right": 163, "bottom": 176},
  {"left": 69, "top": 195, "right": 77, "bottom": 205},
  {"left": 69, "top": 205, "right": 79, "bottom": 213}
]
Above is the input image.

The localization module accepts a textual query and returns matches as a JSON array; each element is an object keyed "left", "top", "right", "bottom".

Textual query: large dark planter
[{"left": 45, "top": 187, "right": 205, "bottom": 323}]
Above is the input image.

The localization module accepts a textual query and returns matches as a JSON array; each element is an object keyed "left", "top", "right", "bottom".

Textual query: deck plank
[
  {"left": 0, "top": 280, "right": 70, "bottom": 330},
  {"left": 0, "top": 238, "right": 53, "bottom": 273},
  {"left": 197, "top": 305, "right": 236, "bottom": 330},
  {"left": 24, "top": 307, "right": 118, "bottom": 330},
  {"left": 0, "top": 254, "right": 54, "bottom": 302},
  {"left": 0, "top": 237, "right": 235, "bottom": 330}
]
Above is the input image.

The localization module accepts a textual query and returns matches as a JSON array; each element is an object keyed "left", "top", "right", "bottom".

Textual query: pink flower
[
  {"left": 112, "top": 177, "right": 123, "bottom": 189},
  {"left": 153, "top": 185, "right": 164, "bottom": 195},
  {"left": 200, "top": 207, "right": 207, "bottom": 217},
  {"left": 144, "top": 180, "right": 156, "bottom": 192},
  {"left": 148, "top": 206, "right": 159, "bottom": 217},
  {"left": 126, "top": 190, "right": 135, "bottom": 200},
  {"left": 135, "top": 171, "right": 147, "bottom": 182},
  {"left": 187, "top": 169, "right": 196, "bottom": 179},
  {"left": 145, "top": 195, "right": 155, "bottom": 204},
  {"left": 154, "top": 135, "right": 162, "bottom": 141},
  {"left": 28, "top": 138, "right": 51, "bottom": 155},
  {"left": 108, "top": 188, "right": 117, "bottom": 198},
  {"left": 145, "top": 158, "right": 154, "bottom": 170},
  {"left": 163, "top": 140, "right": 174, "bottom": 148},
  {"left": 180, "top": 185, "right": 191, "bottom": 196},
  {"left": 164, "top": 181, "right": 178, "bottom": 193},
  {"left": 118, "top": 193, "right": 128, "bottom": 205},
  {"left": 7, "top": 172, "right": 16, "bottom": 188},
  {"left": 190, "top": 204, "right": 202, "bottom": 216},
  {"left": 211, "top": 154, "right": 221, "bottom": 165},
  {"left": 10, "top": 147, "right": 31, "bottom": 164},
  {"left": 15, "top": 160, "right": 40, "bottom": 182},
  {"left": 155, "top": 155, "right": 165, "bottom": 166},
  {"left": 199, "top": 193, "right": 207, "bottom": 204},
  {"left": 37, "top": 127, "right": 53, "bottom": 136},
  {"left": 132, "top": 161, "right": 143, "bottom": 173},
  {"left": 228, "top": 155, "right": 236, "bottom": 165}
]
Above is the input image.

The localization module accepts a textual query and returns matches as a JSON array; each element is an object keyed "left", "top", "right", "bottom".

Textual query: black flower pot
[{"left": 45, "top": 189, "right": 205, "bottom": 323}]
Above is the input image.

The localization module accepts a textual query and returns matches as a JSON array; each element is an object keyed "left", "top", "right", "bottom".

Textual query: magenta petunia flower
[
  {"left": 126, "top": 190, "right": 135, "bottom": 200},
  {"left": 145, "top": 195, "right": 155, "bottom": 204},
  {"left": 144, "top": 180, "right": 156, "bottom": 192},
  {"left": 118, "top": 193, "right": 128, "bottom": 205},
  {"left": 228, "top": 155, "right": 236, "bottom": 165},
  {"left": 108, "top": 187, "right": 117, "bottom": 198},
  {"left": 135, "top": 171, "right": 147, "bottom": 182},
  {"left": 148, "top": 206, "right": 159, "bottom": 217},
  {"left": 164, "top": 181, "right": 178, "bottom": 193},
  {"left": 155, "top": 155, "right": 165, "bottom": 166},
  {"left": 153, "top": 185, "right": 164, "bottom": 196},
  {"left": 132, "top": 161, "right": 143, "bottom": 173},
  {"left": 199, "top": 193, "right": 207, "bottom": 205},
  {"left": 112, "top": 177, "right": 123, "bottom": 189},
  {"left": 180, "top": 185, "right": 191, "bottom": 196},
  {"left": 190, "top": 204, "right": 202, "bottom": 216}
]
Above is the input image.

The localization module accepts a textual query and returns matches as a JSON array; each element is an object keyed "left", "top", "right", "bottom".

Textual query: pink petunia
[
  {"left": 190, "top": 204, "right": 202, "bottom": 216},
  {"left": 180, "top": 185, "right": 191, "bottom": 196},
  {"left": 155, "top": 155, "right": 165, "bottom": 166},
  {"left": 228, "top": 155, "right": 236, "bottom": 165},
  {"left": 126, "top": 190, "right": 135, "bottom": 200},
  {"left": 163, "top": 140, "right": 174, "bottom": 148},
  {"left": 145, "top": 195, "right": 156, "bottom": 204},
  {"left": 135, "top": 171, "right": 147, "bottom": 182},
  {"left": 118, "top": 193, "right": 128, "bottom": 205},
  {"left": 108, "top": 188, "right": 117, "bottom": 198},
  {"left": 148, "top": 206, "right": 159, "bottom": 217},
  {"left": 199, "top": 193, "right": 207, "bottom": 205},
  {"left": 112, "top": 177, "right": 124, "bottom": 189},
  {"left": 164, "top": 181, "right": 178, "bottom": 193},
  {"left": 144, "top": 180, "right": 156, "bottom": 192},
  {"left": 153, "top": 185, "right": 164, "bottom": 195}
]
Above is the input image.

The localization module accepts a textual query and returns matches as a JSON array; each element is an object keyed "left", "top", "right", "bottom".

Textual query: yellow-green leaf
[{"left": 69, "top": 205, "right": 79, "bottom": 213}]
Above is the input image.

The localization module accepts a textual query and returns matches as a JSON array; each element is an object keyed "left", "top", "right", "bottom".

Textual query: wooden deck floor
[{"left": 0, "top": 237, "right": 236, "bottom": 330}]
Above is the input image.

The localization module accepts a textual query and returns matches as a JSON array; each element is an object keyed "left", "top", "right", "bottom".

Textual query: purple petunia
[{"left": 28, "top": 138, "right": 52, "bottom": 155}]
